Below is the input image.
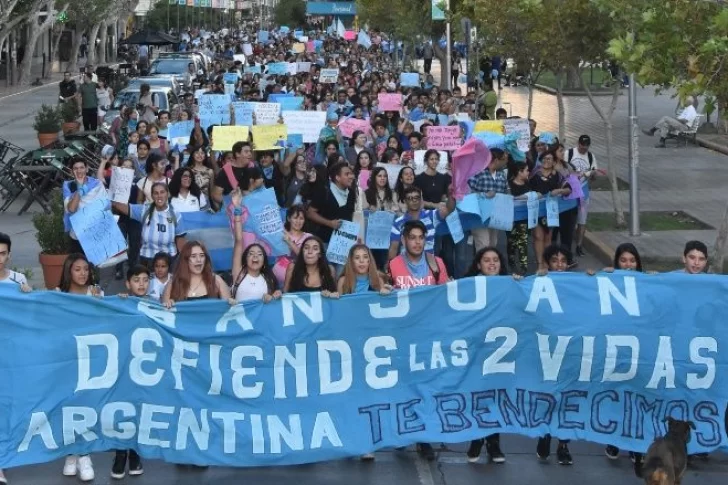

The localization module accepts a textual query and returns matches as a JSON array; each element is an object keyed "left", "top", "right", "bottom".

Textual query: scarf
[
  {"left": 329, "top": 181, "right": 349, "bottom": 207},
  {"left": 404, "top": 253, "right": 429, "bottom": 280},
  {"left": 355, "top": 275, "right": 370, "bottom": 293}
]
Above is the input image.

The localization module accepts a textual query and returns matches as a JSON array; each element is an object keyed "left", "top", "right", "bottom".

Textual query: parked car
[
  {"left": 103, "top": 85, "right": 179, "bottom": 126},
  {"left": 127, "top": 75, "right": 182, "bottom": 96}
]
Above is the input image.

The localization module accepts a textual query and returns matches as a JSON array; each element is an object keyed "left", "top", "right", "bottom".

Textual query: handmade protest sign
[
  {"left": 258, "top": 30, "right": 269, "bottom": 42},
  {"left": 287, "top": 63, "right": 298, "bottom": 75},
  {"left": 277, "top": 96, "right": 304, "bottom": 112},
  {"left": 267, "top": 63, "right": 288, "bottom": 75},
  {"left": 338, "top": 118, "right": 371, "bottom": 139},
  {"left": 413, "top": 150, "right": 449, "bottom": 175},
  {"left": 292, "top": 43, "right": 305, "bottom": 54},
  {"left": 252, "top": 102, "right": 281, "bottom": 125},
  {"left": 488, "top": 194, "right": 515, "bottom": 231},
  {"left": 3, "top": 273, "right": 727, "bottom": 469},
  {"left": 326, "top": 220, "right": 360, "bottom": 264},
  {"left": 343, "top": 30, "right": 356, "bottom": 41},
  {"left": 426, "top": 126, "right": 462, "bottom": 151},
  {"left": 365, "top": 211, "right": 396, "bottom": 249},
  {"left": 319, "top": 69, "right": 339, "bottom": 83},
  {"left": 503, "top": 118, "right": 531, "bottom": 152},
  {"left": 296, "top": 62, "right": 312, "bottom": 73},
  {"left": 242, "top": 188, "right": 288, "bottom": 256},
  {"left": 69, "top": 198, "right": 126, "bottom": 265},
  {"left": 213, "top": 126, "right": 250, "bottom": 151},
  {"left": 198, "top": 94, "right": 231, "bottom": 128},
  {"left": 232, "top": 102, "right": 254, "bottom": 126},
  {"left": 282, "top": 111, "right": 327, "bottom": 143},
  {"left": 244, "top": 65, "right": 262, "bottom": 75},
  {"left": 399, "top": 72, "right": 420, "bottom": 87},
  {"left": 527, "top": 191, "right": 539, "bottom": 229},
  {"left": 286, "top": 134, "right": 304, "bottom": 150},
  {"left": 252, "top": 125, "right": 288, "bottom": 151},
  {"left": 478, "top": 196, "right": 494, "bottom": 223},
  {"left": 223, "top": 73, "right": 238, "bottom": 85},
  {"left": 108, "top": 167, "right": 135, "bottom": 203},
  {"left": 546, "top": 196, "right": 560, "bottom": 227},
  {"left": 474, "top": 120, "right": 505, "bottom": 134},
  {"left": 168, "top": 121, "right": 194, "bottom": 149},
  {"left": 377, "top": 93, "right": 403, "bottom": 112}
]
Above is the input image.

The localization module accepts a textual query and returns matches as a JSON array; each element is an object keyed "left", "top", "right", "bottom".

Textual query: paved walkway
[{"left": 497, "top": 84, "right": 728, "bottom": 269}]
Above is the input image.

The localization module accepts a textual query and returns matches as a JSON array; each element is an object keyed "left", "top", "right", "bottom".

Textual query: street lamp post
[
  {"left": 628, "top": 72, "right": 640, "bottom": 236},
  {"left": 444, "top": 0, "right": 451, "bottom": 90}
]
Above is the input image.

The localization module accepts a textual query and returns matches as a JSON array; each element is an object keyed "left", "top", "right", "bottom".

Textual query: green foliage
[
  {"left": 273, "top": 0, "right": 306, "bottom": 28},
  {"left": 32, "top": 190, "right": 73, "bottom": 255},
  {"left": 59, "top": 101, "right": 79, "bottom": 122},
  {"left": 32, "top": 104, "right": 61, "bottom": 133}
]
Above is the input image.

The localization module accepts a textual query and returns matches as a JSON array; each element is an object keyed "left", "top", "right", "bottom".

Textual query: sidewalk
[{"left": 0, "top": 55, "right": 97, "bottom": 100}]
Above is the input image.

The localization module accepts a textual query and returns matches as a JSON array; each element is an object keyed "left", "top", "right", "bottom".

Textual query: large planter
[
  {"left": 39, "top": 252, "right": 67, "bottom": 289},
  {"left": 37, "top": 132, "right": 59, "bottom": 148},
  {"left": 62, "top": 121, "right": 80, "bottom": 135}
]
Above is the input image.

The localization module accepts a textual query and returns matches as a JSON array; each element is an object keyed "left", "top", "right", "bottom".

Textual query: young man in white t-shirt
[
  {"left": 566, "top": 135, "right": 597, "bottom": 257},
  {"left": 0, "top": 232, "right": 31, "bottom": 291}
]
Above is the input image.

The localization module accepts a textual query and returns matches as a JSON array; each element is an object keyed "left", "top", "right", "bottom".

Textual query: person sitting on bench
[{"left": 643, "top": 96, "right": 697, "bottom": 148}]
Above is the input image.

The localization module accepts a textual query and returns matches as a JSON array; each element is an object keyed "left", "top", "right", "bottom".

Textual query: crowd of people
[{"left": 0, "top": 22, "right": 717, "bottom": 485}]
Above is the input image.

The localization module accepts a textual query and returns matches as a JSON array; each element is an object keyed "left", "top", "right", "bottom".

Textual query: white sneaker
[
  {"left": 0, "top": 468, "right": 7, "bottom": 484},
  {"left": 77, "top": 455, "right": 95, "bottom": 482},
  {"left": 63, "top": 456, "right": 78, "bottom": 476}
]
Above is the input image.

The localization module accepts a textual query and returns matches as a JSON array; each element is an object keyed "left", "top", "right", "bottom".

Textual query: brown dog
[{"left": 637, "top": 417, "right": 696, "bottom": 485}]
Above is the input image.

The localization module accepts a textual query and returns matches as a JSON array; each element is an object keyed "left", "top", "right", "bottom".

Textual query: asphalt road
[{"left": 1, "top": 82, "right": 727, "bottom": 485}]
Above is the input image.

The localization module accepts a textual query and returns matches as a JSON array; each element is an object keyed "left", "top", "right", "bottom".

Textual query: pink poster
[
  {"left": 377, "top": 93, "right": 403, "bottom": 112},
  {"left": 426, "top": 126, "right": 462, "bottom": 151},
  {"left": 343, "top": 31, "right": 356, "bottom": 41},
  {"left": 306, "top": 41, "right": 315, "bottom": 53},
  {"left": 359, "top": 169, "right": 371, "bottom": 190},
  {"left": 339, "top": 118, "right": 372, "bottom": 138},
  {"left": 451, "top": 138, "right": 491, "bottom": 200}
]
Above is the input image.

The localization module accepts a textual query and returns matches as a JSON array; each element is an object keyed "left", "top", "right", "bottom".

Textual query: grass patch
[
  {"left": 590, "top": 176, "right": 630, "bottom": 191},
  {"left": 535, "top": 68, "right": 613, "bottom": 91},
  {"left": 587, "top": 211, "right": 713, "bottom": 232}
]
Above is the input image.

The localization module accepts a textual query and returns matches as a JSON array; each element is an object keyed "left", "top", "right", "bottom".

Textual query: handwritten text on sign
[
  {"left": 1, "top": 274, "right": 726, "bottom": 469},
  {"left": 426, "top": 126, "right": 462, "bottom": 151}
]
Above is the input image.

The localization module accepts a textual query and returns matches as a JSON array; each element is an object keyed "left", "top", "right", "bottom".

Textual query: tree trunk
[
  {"left": 86, "top": 22, "right": 102, "bottom": 66},
  {"left": 67, "top": 30, "right": 83, "bottom": 75},
  {"left": 565, "top": 67, "right": 581, "bottom": 90},
  {"left": 581, "top": 69, "right": 626, "bottom": 226},
  {"left": 527, "top": 84, "right": 534, "bottom": 120},
  {"left": 432, "top": 39, "right": 448, "bottom": 88},
  {"left": 711, "top": 201, "right": 728, "bottom": 273},
  {"left": 18, "top": 12, "right": 55, "bottom": 86},
  {"left": 47, "top": 27, "right": 63, "bottom": 78},
  {"left": 554, "top": 70, "right": 565, "bottom": 141},
  {"left": 98, "top": 21, "right": 108, "bottom": 65}
]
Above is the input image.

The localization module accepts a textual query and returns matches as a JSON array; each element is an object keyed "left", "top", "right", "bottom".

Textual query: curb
[
  {"left": 582, "top": 231, "right": 614, "bottom": 266},
  {"left": 696, "top": 136, "right": 728, "bottom": 156},
  {"left": 533, "top": 83, "right": 619, "bottom": 97},
  {"left": 0, "top": 63, "right": 121, "bottom": 103}
]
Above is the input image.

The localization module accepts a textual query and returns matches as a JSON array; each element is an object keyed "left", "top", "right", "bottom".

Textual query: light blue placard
[
  {"left": 245, "top": 65, "right": 262, "bottom": 75},
  {"left": 437, "top": 114, "right": 450, "bottom": 126},
  {"left": 2, "top": 273, "right": 728, "bottom": 469},
  {"left": 69, "top": 198, "right": 126, "bottom": 265},
  {"left": 168, "top": 120, "right": 194, "bottom": 140},
  {"left": 527, "top": 191, "right": 539, "bottom": 229},
  {"left": 399, "top": 72, "right": 420, "bottom": 87},
  {"left": 242, "top": 188, "right": 288, "bottom": 257},
  {"left": 198, "top": 94, "right": 231, "bottom": 128},
  {"left": 456, "top": 194, "right": 480, "bottom": 216},
  {"left": 223, "top": 73, "right": 238, "bottom": 85},
  {"left": 546, "top": 195, "right": 560, "bottom": 227},
  {"left": 267, "top": 62, "right": 288, "bottom": 75},
  {"left": 488, "top": 193, "right": 514, "bottom": 231},
  {"left": 268, "top": 93, "right": 294, "bottom": 103},
  {"left": 258, "top": 30, "right": 269, "bottom": 43},
  {"left": 231, "top": 101, "right": 254, "bottom": 126},
  {"left": 478, "top": 195, "right": 494, "bottom": 223},
  {"left": 278, "top": 96, "right": 304, "bottom": 112},
  {"left": 365, "top": 211, "right": 396, "bottom": 249},
  {"left": 445, "top": 211, "right": 464, "bottom": 243},
  {"left": 280, "top": 26, "right": 290, "bottom": 34},
  {"left": 326, "top": 220, "right": 360, "bottom": 264},
  {"left": 286, "top": 133, "right": 304, "bottom": 150}
]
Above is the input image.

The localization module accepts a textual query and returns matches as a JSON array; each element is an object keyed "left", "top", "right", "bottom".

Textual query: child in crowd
[{"left": 148, "top": 252, "right": 173, "bottom": 301}]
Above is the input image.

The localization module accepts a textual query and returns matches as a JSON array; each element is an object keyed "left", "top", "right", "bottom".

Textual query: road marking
[
  {"left": 0, "top": 81, "right": 58, "bottom": 103},
  {"left": 414, "top": 454, "right": 436, "bottom": 485}
]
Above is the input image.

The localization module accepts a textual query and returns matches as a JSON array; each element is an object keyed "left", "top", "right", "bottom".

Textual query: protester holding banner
[
  {"left": 230, "top": 240, "right": 280, "bottom": 303},
  {"left": 63, "top": 158, "right": 107, "bottom": 254},
  {"left": 283, "top": 236, "right": 338, "bottom": 296},
  {"left": 112, "top": 183, "right": 185, "bottom": 267},
  {"left": 337, "top": 244, "right": 391, "bottom": 298},
  {"left": 162, "top": 241, "right": 231, "bottom": 308}
]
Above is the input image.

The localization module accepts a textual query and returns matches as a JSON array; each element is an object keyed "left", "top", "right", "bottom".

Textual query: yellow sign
[
  {"left": 212, "top": 125, "right": 250, "bottom": 151},
  {"left": 252, "top": 124, "right": 288, "bottom": 151},
  {"left": 292, "top": 42, "right": 305, "bottom": 54},
  {"left": 474, "top": 120, "right": 505, "bottom": 134}
]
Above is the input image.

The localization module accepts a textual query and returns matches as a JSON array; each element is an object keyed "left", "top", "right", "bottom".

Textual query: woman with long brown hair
[
  {"left": 162, "top": 241, "right": 231, "bottom": 308},
  {"left": 337, "top": 244, "right": 391, "bottom": 296}
]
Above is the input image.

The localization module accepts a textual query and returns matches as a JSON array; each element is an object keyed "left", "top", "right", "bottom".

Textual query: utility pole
[
  {"left": 628, "top": 72, "right": 640, "bottom": 236},
  {"left": 444, "top": 0, "right": 451, "bottom": 90}
]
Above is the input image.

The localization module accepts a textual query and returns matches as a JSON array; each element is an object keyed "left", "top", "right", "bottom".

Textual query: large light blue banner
[{"left": 1, "top": 273, "right": 726, "bottom": 468}]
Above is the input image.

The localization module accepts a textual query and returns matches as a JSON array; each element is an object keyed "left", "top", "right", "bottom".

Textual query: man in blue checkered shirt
[{"left": 468, "top": 151, "right": 509, "bottom": 250}]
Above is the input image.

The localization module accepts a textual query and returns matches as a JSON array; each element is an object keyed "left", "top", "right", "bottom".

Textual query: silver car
[
  {"left": 103, "top": 85, "right": 179, "bottom": 125},
  {"left": 126, "top": 76, "right": 182, "bottom": 95}
]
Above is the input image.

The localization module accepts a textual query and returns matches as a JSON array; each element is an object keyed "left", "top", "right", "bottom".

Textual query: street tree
[{"left": 273, "top": 0, "right": 306, "bottom": 28}]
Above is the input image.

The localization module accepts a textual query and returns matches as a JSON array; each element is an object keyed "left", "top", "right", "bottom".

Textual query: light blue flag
[
  {"left": 326, "top": 220, "right": 359, "bottom": 264},
  {"left": 445, "top": 211, "right": 465, "bottom": 243},
  {"left": 258, "top": 30, "right": 269, "bottom": 43},
  {"left": 527, "top": 191, "right": 539, "bottom": 229},
  {"left": 2, "top": 274, "right": 728, "bottom": 468},
  {"left": 546, "top": 195, "right": 560, "bottom": 227},
  {"left": 286, "top": 134, "right": 304, "bottom": 150},
  {"left": 456, "top": 194, "right": 481, "bottom": 215},
  {"left": 242, "top": 188, "right": 288, "bottom": 257},
  {"left": 473, "top": 131, "right": 505, "bottom": 149},
  {"left": 69, "top": 198, "right": 126, "bottom": 265},
  {"left": 280, "top": 26, "right": 290, "bottom": 34},
  {"left": 245, "top": 65, "right": 262, "bottom": 75},
  {"left": 223, "top": 73, "right": 238, "bottom": 85},
  {"left": 365, "top": 211, "right": 395, "bottom": 249},
  {"left": 478, "top": 195, "right": 494, "bottom": 222},
  {"left": 488, "top": 194, "right": 514, "bottom": 231},
  {"left": 168, "top": 120, "right": 194, "bottom": 141},
  {"left": 357, "top": 30, "right": 372, "bottom": 49},
  {"left": 179, "top": 210, "right": 234, "bottom": 271},
  {"left": 278, "top": 96, "right": 304, "bottom": 112}
]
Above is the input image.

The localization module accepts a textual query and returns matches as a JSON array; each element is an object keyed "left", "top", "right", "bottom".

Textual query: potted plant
[
  {"left": 33, "top": 104, "right": 61, "bottom": 147},
  {"left": 59, "top": 101, "right": 80, "bottom": 135},
  {"left": 32, "top": 189, "right": 73, "bottom": 289},
  {"left": 698, "top": 95, "right": 718, "bottom": 134}
]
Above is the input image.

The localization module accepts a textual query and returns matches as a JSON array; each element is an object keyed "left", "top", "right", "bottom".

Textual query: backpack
[
  {"left": 567, "top": 148, "right": 594, "bottom": 170},
  {"left": 425, "top": 253, "right": 441, "bottom": 283}
]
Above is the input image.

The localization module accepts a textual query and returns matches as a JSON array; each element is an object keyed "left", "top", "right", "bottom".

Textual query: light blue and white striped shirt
[{"left": 130, "top": 204, "right": 184, "bottom": 258}]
